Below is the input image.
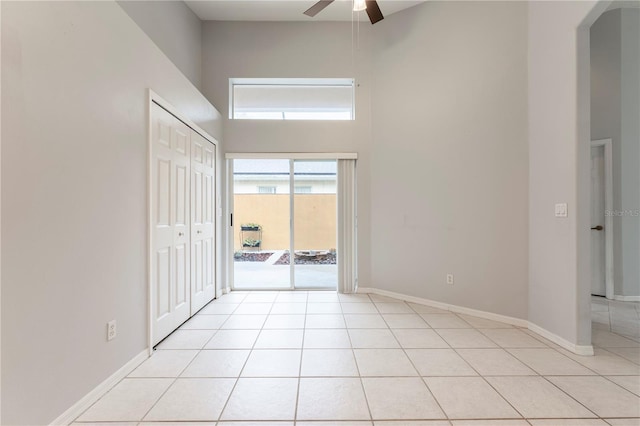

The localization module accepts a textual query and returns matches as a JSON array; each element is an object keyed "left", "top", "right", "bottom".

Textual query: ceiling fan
[{"left": 304, "top": 0, "right": 384, "bottom": 24}]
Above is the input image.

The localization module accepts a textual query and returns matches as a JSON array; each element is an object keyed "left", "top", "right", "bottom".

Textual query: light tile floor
[
  {"left": 74, "top": 291, "right": 640, "bottom": 425},
  {"left": 592, "top": 296, "right": 640, "bottom": 342}
]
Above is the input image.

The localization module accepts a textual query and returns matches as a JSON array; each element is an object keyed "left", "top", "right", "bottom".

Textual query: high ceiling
[{"left": 184, "top": 0, "right": 426, "bottom": 22}]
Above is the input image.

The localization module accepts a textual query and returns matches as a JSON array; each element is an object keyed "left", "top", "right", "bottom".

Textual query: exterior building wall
[{"left": 234, "top": 194, "right": 336, "bottom": 251}]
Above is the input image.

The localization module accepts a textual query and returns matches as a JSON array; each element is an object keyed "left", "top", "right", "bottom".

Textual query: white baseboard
[
  {"left": 50, "top": 349, "right": 149, "bottom": 426},
  {"left": 527, "top": 322, "right": 594, "bottom": 356},
  {"left": 358, "top": 287, "right": 594, "bottom": 356},
  {"left": 614, "top": 295, "right": 640, "bottom": 302},
  {"left": 357, "top": 287, "right": 529, "bottom": 327},
  {"left": 222, "top": 286, "right": 232, "bottom": 295}
]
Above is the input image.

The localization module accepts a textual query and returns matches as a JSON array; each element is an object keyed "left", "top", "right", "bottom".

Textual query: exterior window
[
  {"left": 258, "top": 186, "right": 277, "bottom": 194},
  {"left": 230, "top": 78, "right": 355, "bottom": 120}
]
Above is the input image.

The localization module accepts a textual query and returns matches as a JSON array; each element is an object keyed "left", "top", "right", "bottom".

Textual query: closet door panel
[
  {"left": 204, "top": 143, "right": 216, "bottom": 297},
  {"left": 190, "top": 130, "right": 216, "bottom": 315},
  {"left": 156, "top": 159, "right": 171, "bottom": 227},
  {"left": 175, "top": 165, "right": 188, "bottom": 226},
  {"left": 151, "top": 103, "right": 191, "bottom": 345},
  {"left": 155, "top": 247, "right": 171, "bottom": 318},
  {"left": 194, "top": 170, "right": 203, "bottom": 225},
  {"left": 205, "top": 174, "right": 213, "bottom": 223},
  {"left": 152, "top": 102, "right": 217, "bottom": 343},
  {"left": 205, "top": 237, "right": 214, "bottom": 291},
  {"left": 194, "top": 240, "right": 203, "bottom": 293},
  {"left": 175, "top": 243, "right": 188, "bottom": 306}
]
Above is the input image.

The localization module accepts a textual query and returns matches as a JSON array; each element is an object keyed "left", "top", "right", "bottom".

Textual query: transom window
[{"left": 230, "top": 78, "right": 355, "bottom": 120}]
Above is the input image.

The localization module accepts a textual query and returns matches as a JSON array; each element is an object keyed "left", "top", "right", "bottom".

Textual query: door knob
[
  {"left": 178, "top": 232, "right": 184, "bottom": 236},
  {"left": 591, "top": 225, "right": 604, "bottom": 231},
  {"left": 197, "top": 230, "right": 202, "bottom": 234}
]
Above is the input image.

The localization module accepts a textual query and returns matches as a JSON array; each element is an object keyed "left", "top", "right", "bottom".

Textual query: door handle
[
  {"left": 178, "top": 232, "right": 184, "bottom": 237},
  {"left": 197, "top": 230, "right": 202, "bottom": 234},
  {"left": 591, "top": 225, "right": 604, "bottom": 231}
]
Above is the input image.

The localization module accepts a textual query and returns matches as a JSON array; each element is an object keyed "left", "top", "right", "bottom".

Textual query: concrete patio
[{"left": 233, "top": 251, "right": 337, "bottom": 289}]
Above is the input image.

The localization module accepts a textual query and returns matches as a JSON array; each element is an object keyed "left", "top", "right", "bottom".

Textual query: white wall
[
  {"left": 620, "top": 8, "right": 640, "bottom": 298},
  {"left": 528, "top": 0, "right": 609, "bottom": 347},
  {"left": 370, "top": 1, "right": 529, "bottom": 319},
  {"left": 1, "top": 1, "right": 221, "bottom": 424},
  {"left": 118, "top": 0, "right": 203, "bottom": 89},
  {"left": 591, "top": 7, "right": 640, "bottom": 298},
  {"left": 202, "top": 2, "right": 529, "bottom": 320},
  {"left": 201, "top": 21, "right": 374, "bottom": 289}
]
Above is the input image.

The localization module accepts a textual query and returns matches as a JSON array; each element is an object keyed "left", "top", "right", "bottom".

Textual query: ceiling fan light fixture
[
  {"left": 304, "top": 0, "right": 383, "bottom": 24},
  {"left": 353, "top": 0, "right": 367, "bottom": 12}
]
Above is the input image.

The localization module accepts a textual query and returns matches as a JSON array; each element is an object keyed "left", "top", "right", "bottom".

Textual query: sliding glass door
[
  {"left": 293, "top": 160, "right": 337, "bottom": 289},
  {"left": 231, "top": 158, "right": 337, "bottom": 290},
  {"left": 232, "top": 159, "right": 291, "bottom": 289}
]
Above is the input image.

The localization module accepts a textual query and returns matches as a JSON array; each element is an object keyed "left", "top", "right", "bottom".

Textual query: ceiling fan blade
[
  {"left": 365, "top": 0, "right": 384, "bottom": 24},
  {"left": 304, "top": 0, "right": 335, "bottom": 17}
]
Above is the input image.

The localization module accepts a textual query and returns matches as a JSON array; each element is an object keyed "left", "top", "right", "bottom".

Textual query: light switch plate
[{"left": 555, "top": 203, "right": 568, "bottom": 218}]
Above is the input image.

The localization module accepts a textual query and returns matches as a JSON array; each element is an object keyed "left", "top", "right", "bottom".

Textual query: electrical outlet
[
  {"left": 107, "top": 320, "right": 117, "bottom": 341},
  {"left": 446, "top": 274, "right": 454, "bottom": 285}
]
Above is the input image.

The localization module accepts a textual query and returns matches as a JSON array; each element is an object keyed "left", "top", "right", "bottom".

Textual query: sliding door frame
[
  {"left": 289, "top": 160, "right": 296, "bottom": 290},
  {"left": 226, "top": 153, "right": 357, "bottom": 292}
]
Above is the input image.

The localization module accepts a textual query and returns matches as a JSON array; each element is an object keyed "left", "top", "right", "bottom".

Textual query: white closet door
[
  {"left": 151, "top": 103, "right": 191, "bottom": 345},
  {"left": 190, "top": 130, "right": 216, "bottom": 314}
]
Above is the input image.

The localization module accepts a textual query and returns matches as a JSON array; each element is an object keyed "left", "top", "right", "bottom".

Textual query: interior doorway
[
  {"left": 585, "top": 4, "right": 640, "bottom": 348},
  {"left": 229, "top": 158, "right": 340, "bottom": 290},
  {"left": 590, "top": 139, "right": 613, "bottom": 299}
]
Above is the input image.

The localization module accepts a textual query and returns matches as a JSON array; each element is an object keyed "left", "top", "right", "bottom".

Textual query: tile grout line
[
  {"left": 214, "top": 290, "right": 274, "bottom": 423},
  {"left": 555, "top": 345, "right": 637, "bottom": 376},
  {"left": 599, "top": 374, "right": 640, "bottom": 398},
  {"left": 445, "top": 314, "right": 606, "bottom": 422},
  {"left": 73, "top": 293, "right": 245, "bottom": 423},
  {"left": 78, "top": 292, "right": 640, "bottom": 424},
  {"left": 450, "top": 306, "right": 625, "bottom": 422},
  {"left": 129, "top": 295, "right": 245, "bottom": 422},
  {"left": 342, "top": 292, "right": 375, "bottom": 424},
  {"left": 391, "top": 300, "right": 604, "bottom": 423},
  {"left": 539, "top": 374, "right": 605, "bottom": 420},
  {"left": 384, "top": 300, "right": 452, "bottom": 424},
  {"left": 292, "top": 290, "right": 309, "bottom": 425},
  {"left": 448, "top": 342, "right": 535, "bottom": 421},
  {"left": 137, "top": 341, "right": 207, "bottom": 421}
]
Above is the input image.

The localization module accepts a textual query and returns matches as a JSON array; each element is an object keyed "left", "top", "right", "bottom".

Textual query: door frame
[
  {"left": 147, "top": 90, "right": 221, "bottom": 354},
  {"left": 226, "top": 153, "right": 357, "bottom": 291},
  {"left": 590, "top": 138, "right": 614, "bottom": 300}
]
